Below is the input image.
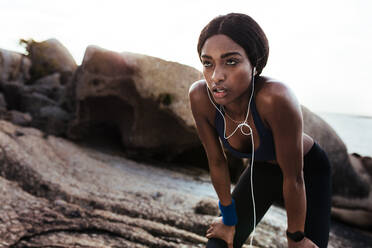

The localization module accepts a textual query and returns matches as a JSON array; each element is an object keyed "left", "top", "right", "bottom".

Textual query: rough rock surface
[
  {"left": 20, "top": 38, "right": 77, "bottom": 83},
  {"left": 0, "top": 40, "right": 371, "bottom": 245},
  {"left": 0, "top": 46, "right": 73, "bottom": 136},
  {"left": 0, "top": 48, "right": 31, "bottom": 83},
  {"left": 331, "top": 153, "right": 372, "bottom": 229},
  {"left": 194, "top": 199, "right": 219, "bottom": 216},
  {"left": 0, "top": 120, "right": 209, "bottom": 247},
  {"left": 302, "top": 106, "right": 371, "bottom": 199},
  {"left": 1, "top": 120, "right": 371, "bottom": 247},
  {"left": 68, "top": 46, "right": 203, "bottom": 158}
]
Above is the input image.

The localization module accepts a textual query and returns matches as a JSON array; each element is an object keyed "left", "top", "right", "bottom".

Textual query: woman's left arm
[{"left": 264, "top": 84, "right": 306, "bottom": 234}]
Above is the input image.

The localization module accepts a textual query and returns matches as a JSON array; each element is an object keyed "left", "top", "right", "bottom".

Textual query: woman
[{"left": 189, "top": 13, "right": 332, "bottom": 248}]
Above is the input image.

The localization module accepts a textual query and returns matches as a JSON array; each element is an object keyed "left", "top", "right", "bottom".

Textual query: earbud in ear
[{"left": 253, "top": 67, "right": 257, "bottom": 76}]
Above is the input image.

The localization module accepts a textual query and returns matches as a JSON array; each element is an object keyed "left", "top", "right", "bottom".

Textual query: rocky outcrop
[
  {"left": 0, "top": 48, "right": 31, "bottom": 83},
  {"left": 302, "top": 106, "right": 371, "bottom": 199},
  {"left": 0, "top": 39, "right": 371, "bottom": 244},
  {"left": 0, "top": 46, "right": 75, "bottom": 137},
  {"left": 331, "top": 153, "right": 372, "bottom": 229},
  {"left": 20, "top": 38, "right": 77, "bottom": 83},
  {"left": 1, "top": 120, "right": 371, "bottom": 247},
  {"left": 0, "top": 120, "right": 209, "bottom": 247},
  {"left": 68, "top": 46, "right": 203, "bottom": 159}
]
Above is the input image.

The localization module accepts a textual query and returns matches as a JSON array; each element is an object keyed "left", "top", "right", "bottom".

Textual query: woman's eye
[
  {"left": 202, "top": 61, "right": 212, "bottom": 67},
  {"left": 226, "top": 59, "right": 238, "bottom": 65}
]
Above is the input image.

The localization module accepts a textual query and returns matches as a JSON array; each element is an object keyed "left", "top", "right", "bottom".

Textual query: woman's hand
[
  {"left": 287, "top": 236, "right": 319, "bottom": 248},
  {"left": 206, "top": 217, "right": 235, "bottom": 248}
]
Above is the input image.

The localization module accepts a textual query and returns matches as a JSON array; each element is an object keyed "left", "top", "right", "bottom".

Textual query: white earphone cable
[{"left": 206, "top": 69, "right": 257, "bottom": 247}]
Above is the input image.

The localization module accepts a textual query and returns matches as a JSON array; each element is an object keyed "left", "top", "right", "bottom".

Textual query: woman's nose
[{"left": 211, "top": 66, "right": 225, "bottom": 83}]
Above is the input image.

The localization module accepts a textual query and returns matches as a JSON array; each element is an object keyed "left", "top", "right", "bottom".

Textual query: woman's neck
[{"left": 223, "top": 86, "right": 253, "bottom": 121}]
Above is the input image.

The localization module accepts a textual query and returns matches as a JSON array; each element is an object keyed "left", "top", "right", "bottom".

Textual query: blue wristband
[{"left": 218, "top": 199, "right": 238, "bottom": 226}]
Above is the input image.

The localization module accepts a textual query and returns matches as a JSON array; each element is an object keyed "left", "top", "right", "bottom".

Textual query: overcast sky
[{"left": 1, "top": 0, "right": 371, "bottom": 116}]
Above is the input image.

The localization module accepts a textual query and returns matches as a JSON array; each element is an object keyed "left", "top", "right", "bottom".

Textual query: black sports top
[{"left": 215, "top": 97, "right": 276, "bottom": 161}]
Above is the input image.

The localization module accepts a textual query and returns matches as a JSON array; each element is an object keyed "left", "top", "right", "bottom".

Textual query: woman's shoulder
[
  {"left": 256, "top": 76, "right": 301, "bottom": 121},
  {"left": 256, "top": 76, "right": 292, "bottom": 99},
  {"left": 257, "top": 76, "right": 297, "bottom": 104},
  {"left": 189, "top": 79, "right": 207, "bottom": 97},
  {"left": 189, "top": 79, "right": 216, "bottom": 124}
]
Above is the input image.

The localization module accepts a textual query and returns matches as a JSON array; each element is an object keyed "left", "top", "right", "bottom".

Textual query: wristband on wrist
[
  {"left": 218, "top": 199, "right": 238, "bottom": 226},
  {"left": 286, "top": 230, "right": 305, "bottom": 242}
]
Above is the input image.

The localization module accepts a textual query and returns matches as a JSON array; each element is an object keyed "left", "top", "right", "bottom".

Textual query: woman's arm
[
  {"left": 189, "top": 80, "right": 236, "bottom": 247},
  {"left": 264, "top": 83, "right": 306, "bottom": 233},
  {"left": 189, "top": 80, "right": 232, "bottom": 206}
]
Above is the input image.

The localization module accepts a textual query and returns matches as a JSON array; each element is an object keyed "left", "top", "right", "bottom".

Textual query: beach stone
[
  {"left": 194, "top": 199, "right": 219, "bottom": 216},
  {"left": 30, "top": 73, "right": 65, "bottom": 102},
  {"left": 68, "top": 46, "right": 203, "bottom": 159},
  {"left": 0, "top": 80, "right": 71, "bottom": 134},
  {"left": 361, "top": 155, "right": 372, "bottom": 176},
  {"left": 0, "top": 48, "right": 31, "bottom": 83},
  {"left": 20, "top": 38, "right": 77, "bottom": 82},
  {"left": 330, "top": 153, "right": 372, "bottom": 229},
  {"left": 0, "top": 109, "right": 32, "bottom": 126},
  {"left": 38, "top": 106, "right": 72, "bottom": 136},
  {"left": 0, "top": 93, "right": 6, "bottom": 110}
]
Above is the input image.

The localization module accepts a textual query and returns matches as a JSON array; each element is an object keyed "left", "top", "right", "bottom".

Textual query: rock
[
  {"left": 0, "top": 93, "right": 6, "bottom": 110},
  {"left": 0, "top": 120, "right": 210, "bottom": 247},
  {"left": 68, "top": 46, "right": 203, "bottom": 159},
  {"left": 194, "top": 198, "right": 219, "bottom": 216},
  {"left": 20, "top": 38, "right": 77, "bottom": 82},
  {"left": 38, "top": 106, "right": 72, "bottom": 136},
  {"left": 0, "top": 109, "right": 32, "bottom": 126},
  {"left": 362, "top": 155, "right": 372, "bottom": 176},
  {"left": 1, "top": 119, "right": 371, "bottom": 247},
  {"left": 30, "top": 73, "right": 65, "bottom": 102},
  {"left": 0, "top": 80, "right": 69, "bottom": 133},
  {"left": 302, "top": 106, "right": 370, "bottom": 199},
  {"left": 21, "top": 92, "right": 57, "bottom": 116},
  {"left": 329, "top": 153, "right": 372, "bottom": 229},
  {"left": 0, "top": 48, "right": 31, "bottom": 83},
  {"left": 0, "top": 81, "right": 26, "bottom": 110}
]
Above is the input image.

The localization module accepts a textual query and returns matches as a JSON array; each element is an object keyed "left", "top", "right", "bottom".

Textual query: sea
[{"left": 317, "top": 112, "right": 372, "bottom": 157}]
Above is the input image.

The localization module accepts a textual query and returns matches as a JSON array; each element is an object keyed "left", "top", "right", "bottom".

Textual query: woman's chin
[{"left": 212, "top": 92, "right": 229, "bottom": 104}]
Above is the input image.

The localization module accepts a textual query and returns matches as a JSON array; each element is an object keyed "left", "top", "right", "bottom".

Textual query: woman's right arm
[{"left": 188, "top": 80, "right": 233, "bottom": 206}]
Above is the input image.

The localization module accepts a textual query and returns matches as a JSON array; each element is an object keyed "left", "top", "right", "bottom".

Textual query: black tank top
[{"left": 215, "top": 97, "right": 276, "bottom": 161}]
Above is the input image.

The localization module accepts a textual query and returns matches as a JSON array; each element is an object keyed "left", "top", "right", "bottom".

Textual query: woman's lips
[
  {"left": 214, "top": 91, "right": 227, "bottom": 98},
  {"left": 213, "top": 88, "right": 227, "bottom": 98}
]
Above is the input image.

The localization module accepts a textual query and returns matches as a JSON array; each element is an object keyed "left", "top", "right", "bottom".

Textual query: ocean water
[{"left": 317, "top": 112, "right": 372, "bottom": 157}]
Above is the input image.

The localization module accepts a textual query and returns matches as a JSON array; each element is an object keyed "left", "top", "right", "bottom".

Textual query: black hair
[{"left": 197, "top": 13, "right": 269, "bottom": 76}]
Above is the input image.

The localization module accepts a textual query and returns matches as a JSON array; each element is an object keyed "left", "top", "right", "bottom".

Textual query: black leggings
[{"left": 207, "top": 142, "right": 332, "bottom": 248}]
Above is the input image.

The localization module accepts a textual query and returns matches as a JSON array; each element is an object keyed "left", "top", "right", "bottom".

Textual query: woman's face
[{"left": 200, "top": 34, "right": 254, "bottom": 105}]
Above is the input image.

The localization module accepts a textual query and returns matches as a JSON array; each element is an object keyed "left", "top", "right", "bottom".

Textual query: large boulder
[
  {"left": 20, "top": 38, "right": 77, "bottom": 83},
  {"left": 331, "top": 153, "right": 372, "bottom": 229},
  {"left": 68, "top": 46, "right": 203, "bottom": 159},
  {"left": 0, "top": 48, "right": 31, "bottom": 84},
  {"left": 302, "top": 106, "right": 370, "bottom": 198},
  {"left": 0, "top": 93, "right": 6, "bottom": 110},
  {"left": 0, "top": 79, "right": 72, "bottom": 136}
]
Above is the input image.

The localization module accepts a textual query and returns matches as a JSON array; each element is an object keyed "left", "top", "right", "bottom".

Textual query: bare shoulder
[
  {"left": 189, "top": 79, "right": 216, "bottom": 125},
  {"left": 256, "top": 77, "right": 297, "bottom": 104},
  {"left": 255, "top": 77, "right": 301, "bottom": 124},
  {"left": 189, "top": 79, "right": 207, "bottom": 98}
]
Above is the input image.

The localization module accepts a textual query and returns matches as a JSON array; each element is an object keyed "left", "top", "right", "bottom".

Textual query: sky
[{"left": 1, "top": 0, "right": 371, "bottom": 116}]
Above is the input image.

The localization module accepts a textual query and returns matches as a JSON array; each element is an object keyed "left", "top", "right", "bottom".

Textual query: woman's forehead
[{"left": 201, "top": 34, "right": 245, "bottom": 58}]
